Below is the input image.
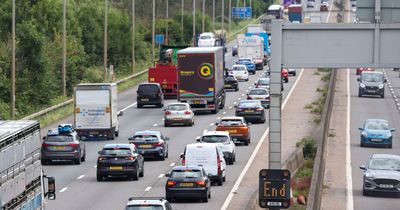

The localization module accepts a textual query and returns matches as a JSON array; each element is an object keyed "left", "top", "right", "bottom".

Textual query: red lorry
[{"left": 148, "top": 45, "right": 188, "bottom": 97}]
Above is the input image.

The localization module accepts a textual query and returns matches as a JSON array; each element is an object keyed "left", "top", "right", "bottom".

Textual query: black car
[
  {"left": 232, "top": 44, "right": 238, "bottom": 56},
  {"left": 165, "top": 166, "right": 211, "bottom": 203},
  {"left": 128, "top": 130, "right": 169, "bottom": 160},
  {"left": 96, "top": 144, "right": 144, "bottom": 181},
  {"left": 224, "top": 74, "right": 239, "bottom": 91},
  {"left": 137, "top": 83, "right": 164, "bottom": 108},
  {"left": 358, "top": 71, "right": 386, "bottom": 98},
  {"left": 360, "top": 154, "right": 400, "bottom": 196},
  {"left": 235, "top": 100, "right": 266, "bottom": 123},
  {"left": 41, "top": 124, "right": 86, "bottom": 165}
]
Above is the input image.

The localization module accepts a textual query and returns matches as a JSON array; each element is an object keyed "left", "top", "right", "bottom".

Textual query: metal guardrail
[{"left": 22, "top": 69, "right": 148, "bottom": 120}]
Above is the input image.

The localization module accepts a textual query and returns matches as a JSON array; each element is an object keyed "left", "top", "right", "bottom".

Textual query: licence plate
[
  {"left": 139, "top": 145, "right": 152, "bottom": 148},
  {"left": 267, "top": 202, "right": 282, "bottom": 206},
  {"left": 379, "top": 184, "right": 393, "bottom": 189},
  {"left": 180, "top": 183, "right": 194, "bottom": 187},
  {"left": 53, "top": 146, "right": 66, "bottom": 150},
  {"left": 141, "top": 99, "right": 149, "bottom": 101},
  {"left": 370, "top": 138, "right": 382, "bottom": 142},
  {"left": 228, "top": 130, "right": 238, "bottom": 133},
  {"left": 174, "top": 118, "right": 183, "bottom": 121},
  {"left": 109, "top": 166, "right": 122, "bottom": 170},
  {"left": 193, "top": 100, "right": 201, "bottom": 104},
  {"left": 245, "top": 110, "right": 254, "bottom": 112},
  {"left": 90, "top": 131, "right": 98, "bottom": 135},
  {"left": 224, "top": 84, "right": 231, "bottom": 87}
]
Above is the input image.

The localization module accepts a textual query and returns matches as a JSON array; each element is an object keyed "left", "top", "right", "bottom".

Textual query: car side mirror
[
  {"left": 196, "top": 137, "right": 201, "bottom": 142},
  {"left": 234, "top": 104, "right": 238, "bottom": 108},
  {"left": 207, "top": 173, "right": 213, "bottom": 177},
  {"left": 215, "top": 122, "right": 219, "bottom": 126},
  {"left": 46, "top": 176, "right": 56, "bottom": 200},
  {"left": 358, "top": 127, "right": 364, "bottom": 131},
  {"left": 359, "top": 165, "right": 366, "bottom": 170},
  {"left": 164, "top": 137, "right": 170, "bottom": 141},
  {"left": 117, "top": 111, "right": 123, "bottom": 117},
  {"left": 165, "top": 173, "right": 170, "bottom": 177},
  {"left": 42, "top": 137, "right": 46, "bottom": 141},
  {"left": 98, "top": 151, "right": 102, "bottom": 155},
  {"left": 357, "top": 78, "right": 360, "bottom": 82},
  {"left": 180, "top": 153, "right": 184, "bottom": 159},
  {"left": 128, "top": 137, "right": 133, "bottom": 140},
  {"left": 384, "top": 79, "right": 387, "bottom": 83},
  {"left": 164, "top": 108, "right": 167, "bottom": 111},
  {"left": 390, "top": 128, "right": 396, "bottom": 132}
]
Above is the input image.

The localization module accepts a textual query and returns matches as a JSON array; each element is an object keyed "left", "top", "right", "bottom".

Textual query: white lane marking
[
  {"left": 162, "top": 118, "right": 165, "bottom": 121},
  {"left": 145, "top": 187, "right": 152, "bottom": 192},
  {"left": 59, "top": 187, "right": 68, "bottom": 193},
  {"left": 238, "top": 98, "right": 241, "bottom": 100},
  {"left": 223, "top": 111, "right": 227, "bottom": 115},
  {"left": 248, "top": 86, "right": 252, "bottom": 89},
  {"left": 153, "top": 123, "right": 158, "bottom": 127},
  {"left": 217, "top": 117, "right": 221, "bottom": 120},
  {"left": 170, "top": 162, "right": 176, "bottom": 167},
  {"left": 94, "top": 165, "right": 97, "bottom": 168},
  {"left": 158, "top": 174, "right": 164, "bottom": 178},
  {"left": 120, "top": 102, "right": 137, "bottom": 112},
  {"left": 346, "top": 69, "right": 354, "bottom": 210},
  {"left": 241, "top": 94, "right": 245, "bottom": 96},
  {"left": 203, "top": 129, "right": 208, "bottom": 133},
  {"left": 209, "top": 123, "right": 214, "bottom": 126},
  {"left": 77, "top": 175, "right": 85, "bottom": 180},
  {"left": 245, "top": 90, "right": 249, "bottom": 93},
  {"left": 229, "top": 106, "right": 232, "bottom": 109},
  {"left": 221, "top": 68, "right": 304, "bottom": 210}
]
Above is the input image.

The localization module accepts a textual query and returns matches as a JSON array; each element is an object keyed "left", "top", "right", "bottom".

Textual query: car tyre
[
  {"left": 360, "top": 141, "right": 364, "bottom": 147},
  {"left": 293, "top": 72, "right": 297, "bottom": 76},
  {"left": 244, "top": 139, "right": 249, "bottom": 146},
  {"left": 235, "top": 87, "right": 239, "bottom": 91},
  {"left": 217, "top": 176, "right": 223, "bottom": 186},
  {"left": 358, "top": 92, "right": 362, "bottom": 97},
  {"left": 381, "top": 93, "right": 384, "bottom": 98},
  {"left": 164, "top": 121, "right": 170, "bottom": 127},
  {"left": 137, "top": 103, "right": 143, "bottom": 108},
  {"left": 363, "top": 189, "right": 369, "bottom": 196},
  {"left": 160, "top": 153, "right": 166, "bottom": 161},
  {"left": 202, "top": 194, "right": 209, "bottom": 202},
  {"left": 115, "top": 130, "right": 119, "bottom": 137},
  {"left": 132, "top": 169, "right": 139, "bottom": 181},
  {"left": 139, "top": 165, "right": 144, "bottom": 177},
  {"left": 285, "top": 78, "right": 289, "bottom": 83},
  {"left": 96, "top": 173, "right": 103, "bottom": 181},
  {"left": 74, "top": 157, "right": 81, "bottom": 165},
  {"left": 166, "top": 196, "right": 173, "bottom": 203},
  {"left": 388, "top": 143, "right": 392, "bottom": 149},
  {"left": 81, "top": 150, "right": 86, "bottom": 162}
]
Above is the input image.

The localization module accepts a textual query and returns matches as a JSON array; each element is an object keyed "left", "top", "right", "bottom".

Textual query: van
[
  {"left": 137, "top": 83, "right": 164, "bottom": 108},
  {"left": 180, "top": 143, "right": 227, "bottom": 185}
]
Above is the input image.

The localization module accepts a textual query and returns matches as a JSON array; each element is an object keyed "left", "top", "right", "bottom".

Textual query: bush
[{"left": 297, "top": 137, "right": 317, "bottom": 159}]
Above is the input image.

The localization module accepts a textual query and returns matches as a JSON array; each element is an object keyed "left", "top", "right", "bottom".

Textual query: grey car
[
  {"left": 358, "top": 71, "right": 386, "bottom": 98},
  {"left": 360, "top": 154, "right": 400, "bottom": 196}
]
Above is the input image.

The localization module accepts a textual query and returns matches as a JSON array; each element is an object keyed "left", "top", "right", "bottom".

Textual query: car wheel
[
  {"left": 115, "top": 130, "right": 119, "bottom": 137},
  {"left": 74, "top": 157, "right": 81, "bottom": 165},
  {"left": 137, "top": 103, "right": 142, "bottom": 108},
  {"left": 164, "top": 121, "right": 170, "bottom": 127},
  {"left": 41, "top": 159, "right": 49, "bottom": 165},
  {"left": 96, "top": 173, "right": 103, "bottom": 182},
  {"left": 360, "top": 141, "right": 364, "bottom": 147},
  {"left": 217, "top": 176, "right": 223, "bottom": 186},
  {"left": 293, "top": 72, "right": 296, "bottom": 76},
  {"left": 358, "top": 92, "right": 362, "bottom": 97},
  {"left": 381, "top": 93, "right": 384, "bottom": 98},
  {"left": 208, "top": 190, "right": 211, "bottom": 198},
  {"left": 285, "top": 78, "right": 289, "bottom": 83},
  {"left": 160, "top": 152, "right": 166, "bottom": 161},
  {"left": 244, "top": 140, "right": 249, "bottom": 146},
  {"left": 363, "top": 189, "right": 369, "bottom": 196},
  {"left": 223, "top": 174, "right": 226, "bottom": 182},
  {"left": 388, "top": 143, "right": 392, "bottom": 149},
  {"left": 235, "top": 87, "right": 239, "bottom": 91},
  {"left": 132, "top": 169, "right": 139, "bottom": 181},
  {"left": 139, "top": 164, "right": 144, "bottom": 177},
  {"left": 81, "top": 150, "right": 86, "bottom": 162},
  {"left": 202, "top": 193, "right": 209, "bottom": 202},
  {"left": 166, "top": 196, "right": 173, "bottom": 203},
  {"left": 233, "top": 153, "right": 236, "bottom": 162},
  {"left": 245, "top": 78, "right": 249, "bottom": 81}
]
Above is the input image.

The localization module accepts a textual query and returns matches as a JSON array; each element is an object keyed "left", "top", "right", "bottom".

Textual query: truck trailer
[
  {"left": 177, "top": 47, "right": 226, "bottom": 114},
  {"left": 237, "top": 35, "right": 265, "bottom": 70}
]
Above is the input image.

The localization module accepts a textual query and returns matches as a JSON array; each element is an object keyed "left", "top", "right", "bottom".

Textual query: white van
[
  {"left": 180, "top": 143, "right": 227, "bottom": 185},
  {"left": 196, "top": 131, "right": 236, "bottom": 165}
]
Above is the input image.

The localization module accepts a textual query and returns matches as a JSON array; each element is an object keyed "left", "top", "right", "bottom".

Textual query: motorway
[{"left": 43, "top": 47, "right": 300, "bottom": 209}]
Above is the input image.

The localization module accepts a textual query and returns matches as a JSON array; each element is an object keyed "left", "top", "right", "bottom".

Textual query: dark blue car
[
  {"left": 236, "top": 58, "right": 256, "bottom": 74},
  {"left": 359, "top": 119, "right": 395, "bottom": 148}
]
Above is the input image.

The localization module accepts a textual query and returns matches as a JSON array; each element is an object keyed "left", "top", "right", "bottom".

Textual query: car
[
  {"left": 236, "top": 58, "right": 256, "bottom": 74},
  {"left": 288, "top": 68, "right": 297, "bottom": 76},
  {"left": 96, "top": 143, "right": 144, "bottom": 181},
  {"left": 235, "top": 100, "right": 266, "bottom": 123},
  {"left": 137, "top": 83, "right": 164, "bottom": 108},
  {"left": 165, "top": 166, "right": 211, "bottom": 202},
  {"left": 356, "top": 67, "right": 374, "bottom": 75},
  {"left": 232, "top": 44, "right": 238, "bottom": 56},
  {"left": 282, "top": 69, "right": 289, "bottom": 83},
  {"left": 197, "top": 131, "right": 236, "bottom": 165},
  {"left": 358, "top": 71, "right": 386, "bottom": 98},
  {"left": 128, "top": 130, "right": 169, "bottom": 160},
  {"left": 307, "top": 1, "right": 314, "bottom": 8},
  {"left": 254, "top": 77, "right": 270, "bottom": 89},
  {"left": 198, "top": 32, "right": 216, "bottom": 47},
  {"left": 359, "top": 119, "right": 395, "bottom": 148},
  {"left": 125, "top": 197, "right": 173, "bottom": 210},
  {"left": 320, "top": 2, "right": 328, "bottom": 11},
  {"left": 247, "top": 88, "right": 270, "bottom": 108},
  {"left": 360, "top": 154, "right": 400, "bottom": 196},
  {"left": 41, "top": 124, "right": 86, "bottom": 165},
  {"left": 215, "top": 116, "right": 251, "bottom": 145},
  {"left": 230, "top": 64, "right": 249, "bottom": 81},
  {"left": 181, "top": 143, "right": 226, "bottom": 186},
  {"left": 224, "top": 74, "right": 239, "bottom": 91},
  {"left": 164, "top": 103, "right": 195, "bottom": 126}
]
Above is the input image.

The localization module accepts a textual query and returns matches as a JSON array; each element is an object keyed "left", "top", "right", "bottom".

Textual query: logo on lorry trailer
[{"left": 198, "top": 63, "right": 213, "bottom": 80}]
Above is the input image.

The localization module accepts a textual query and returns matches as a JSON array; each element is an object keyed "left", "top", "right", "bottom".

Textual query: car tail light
[
  {"left": 256, "top": 108, "right": 263, "bottom": 111},
  {"left": 217, "top": 156, "right": 221, "bottom": 174},
  {"left": 247, "top": 96, "right": 252, "bottom": 100},
  {"left": 125, "top": 156, "right": 136, "bottom": 161},
  {"left": 167, "top": 181, "right": 176, "bottom": 187},
  {"left": 165, "top": 111, "right": 171, "bottom": 115},
  {"left": 184, "top": 111, "right": 191, "bottom": 115},
  {"left": 182, "top": 157, "right": 186, "bottom": 166},
  {"left": 196, "top": 180, "right": 206, "bottom": 186},
  {"left": 98, "top": 157, "right": 107, "bottom": 161},
  {"left": 265, "top": 96, "right": 270, "bottom": 99},
  {"left": 236, "top": 108, "right": 243, "bottom": 111},
  {"left": 41, "top": 143, "right": 50, "bottom": 148},
  {"left": 68, "top": 143, "right": 79, "bottom": 148},
  {"left": 153, "top": 141, "right": 163, "bottom": 147}
]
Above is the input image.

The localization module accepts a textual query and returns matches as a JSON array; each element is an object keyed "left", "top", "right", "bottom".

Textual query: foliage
[{"left": 296, "top": 137, "right": 317, "bottom": 159}]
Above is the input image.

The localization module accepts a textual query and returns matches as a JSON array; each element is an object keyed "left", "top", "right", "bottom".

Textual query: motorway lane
[{"left": 350, "top": 69, "right": 400, "bottom": 210}]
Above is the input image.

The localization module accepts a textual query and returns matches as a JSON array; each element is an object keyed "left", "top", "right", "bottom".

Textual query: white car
[
  {"left": 198, "top": 32, "right": 216, "bottom": 47},
  {"left": 247, "top": 88, "right": 270, "bottom": 108},
  {"left": 197, "top": 131, "right": 236, "bottom": 165},
  {"left": 230, "top": 64, "right": 249, "bottom": 81},
  {"left": 164, "top": 103, "right": 194, "bottom": 126}
]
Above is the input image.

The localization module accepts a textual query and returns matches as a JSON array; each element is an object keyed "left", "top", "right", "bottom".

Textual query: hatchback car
[
  {"left": 307, "top": 1, "right": 314, "bottom": 8},
  {"left": 224, "top": 74, "right": 239, "bottom": 91},
  {"left": 247, "top": 88, "right": 270, "bottom": 108},
  {"left": 288, "top": 68, "right": 297, "bottom": 76},
  {"left": 230, "top": 65, "right": 249, "bottom": 81},
  {"left": 360, "top": 154, "right": 400, "bottom": 196},
  {"left": 358, "top": 71, "right": 386, "bottom": 98},
  {"left": 356, "top": 67, "right": 374, "bottom": 75},
  {"left": 197, "top": 131, "right": 236, "bottom": 165},
  {"left": 41, "top": 124, "right": 86, "bottom": 165},
  {"left": 96, "top": 144, "right": 144, "bottom": 181},
  {"left": 165, "top": 166, "right": 211, "bottom": 202},
  {"left": 215, "top": 117, "right": 251, "bottom": 146},
  {"left": 198, "top": 32, "right": 216, "bottom": 47},
  {"left": 359, "top": 119, "right": 395, "bottom": 148},
  {"left": 235, "top": 100, "right": 266, "bottom": 123},
  {"left": 236, "top": 58, "right": 256, "bottom": 74},
  {"left": 128, "top": 130, "right": 169, "bottom": 160},
  {"left": 125, "top": 197, "right": 173, "bottom": 210},
  {"left": 137, "top": 83, "right": 164, "bottom": 108},
  {"left": 254, "top": 77, "right": 270, "bottom": 89},
  {"left": 164, "top": 103, "right": 195, "bottom": 126}
]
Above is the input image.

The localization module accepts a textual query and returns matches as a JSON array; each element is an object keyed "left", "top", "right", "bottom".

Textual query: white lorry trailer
[
  {"left": 237, "top": 35, "right": 265, "bottom": 70},
  {"left": 74, "top": 83, "right": 122, "bottom": 140}
]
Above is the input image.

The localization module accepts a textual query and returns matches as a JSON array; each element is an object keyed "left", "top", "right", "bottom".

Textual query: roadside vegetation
[{"left": 305, "top": 69, "right": 331, "bottom": 124}]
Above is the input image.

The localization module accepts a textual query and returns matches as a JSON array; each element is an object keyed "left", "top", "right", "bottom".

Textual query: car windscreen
[
  {"left": 239, "top": 59, "right": 251, "bottom": 63},
  {"left": 132, "top": 135, "right": 158, "bottom": 142},
  {"left": 126, "top": 205, "right": 163, "bottom": 210},
  {"left": 202, "top": 135, "right": 229, "bottom": 143},
  {"left": 171, "top": 169, "right": 202, "bottom": 178},
  {"left": 361, "top": 73, "right": 383, "bottom": 82},
  {"left": 46, "top": 135, "right": 74, "bottom": 142},
  {"left": 249, "top": 89, "right": 268, "bottom": 95},
  {"left": 365, "top": 121, "right": 389, "bottom": 130},
  {"left": 101, "top": 148, "right": 132, "bottom": 156},
  {"left": 138, "top": 85, "right": 159, "bottom": 94},
  {"left": 200, "top": 35, "right": 211, "bottom": 39},
  {"left": 368, "top": 158, "right": 400, "bottom": 171},
  {"left": 258, "top": 79, "right": 270, "bottom": 85},
  {"left": 232, "top": 66, "right": 246, "bottom": 71},
  {"left": 238, "top": 101, "right": 261, "bottom": 108},
  {"left": 220, "top": 119, "right": 243, "bottom": 126},
  {"left": 168, "top": 105, "right": 188, "bottom": 111}
]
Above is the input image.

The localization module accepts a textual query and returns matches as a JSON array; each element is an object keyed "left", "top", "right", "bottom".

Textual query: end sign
[{"left": 259, "top": 169, "right": 291, "bottom": 209}]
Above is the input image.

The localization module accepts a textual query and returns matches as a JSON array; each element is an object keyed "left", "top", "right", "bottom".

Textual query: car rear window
[
  {"left": 132, "top": 135, "right": 159, "bottom": 141},
  {"left": 220, "top": 119, "right": 243, "bottom": 126},
  {"left": 232, "top": 66, "right": 246, "bottom": 71},
  {"left": 46, "top": 135, "right": 74, "bottom": 142},
  {"left": 171, "top": 169, "right": 202, "bottom": 178},
  {"left": 101, "top": 148, "right": 132, "bottom": 156},
  {"left": 168, "top": 104, "right": 188, "bottom": 111},
  {"left": 258, "top": 78, "right": 270, "bottom": 85},
  {"left": 202, "top": 135, "right": 229, "bottom": 143},
  {"left": 126, "top": 205, "right": 163, "bottom": 210},
  {"left": 239, "top": 59, "right": 251, "bottom": 63},
  {"left": 200, "top": 35, "right": 211, "bottom": 39},
  {"left": 238, "top": 101, "right": 261, "bottom": 108},
  {"left": 138, "top": 85, "right": 159, "bottom": 94},
  {"left": 249, "top": 89, "right": 268, "bottom": 95}
]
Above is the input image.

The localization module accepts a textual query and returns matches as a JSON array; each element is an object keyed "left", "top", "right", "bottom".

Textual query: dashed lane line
[{"left": 59, "top": 187, "right": 68, "bottom": 193}]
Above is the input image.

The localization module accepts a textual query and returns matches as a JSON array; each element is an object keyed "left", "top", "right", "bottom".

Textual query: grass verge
[{"left": 305, "top": 69, "right": 331, "bottom": 124}]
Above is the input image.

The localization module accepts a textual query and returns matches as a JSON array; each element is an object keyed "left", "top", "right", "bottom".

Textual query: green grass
[{"left": 36, "top": 104, "right": 74, "bottom": 128}]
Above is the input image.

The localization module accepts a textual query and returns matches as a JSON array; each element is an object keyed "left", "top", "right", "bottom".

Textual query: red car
[
  {"left": 356, "top": 68, "right": 374, "bottom": 75},
  {"left": 282, "top": 69, "right": 289, "bottom": 83}
]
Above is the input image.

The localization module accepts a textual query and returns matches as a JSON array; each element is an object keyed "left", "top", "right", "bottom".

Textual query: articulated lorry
[
  {"left": 0, "top": 120, "right": 56, "bottom": 210},
  {"left": 74, "top": 83, "right": 122, "bottom": 140},
  {"left": 237, "top": 35, "right": 265, "bottom": 70},
  {"left": 177, "top": 47, "right": 226, "bottom": 114}
]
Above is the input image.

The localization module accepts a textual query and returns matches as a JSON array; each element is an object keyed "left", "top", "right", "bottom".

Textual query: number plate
[
  {"left": 228, "top": 130, "right": 238, "bottom": 133},
  {"left": 224, "top": 84, "right": 231, "bottom": 87},
  {"left": 53, "top": 146, "right": 66, "bottom": 150},
  {"left": 180, "top": 183, "right": 194, "bottom": 187},
  {"left": 141, "top": 99, "right": 149, "bottom": 101},
  {"left": 267, "top": 202, "right": 282, "bottom": 206},
  {"left": 379, "top": 184, "right": 393, "bottom": 189},
  {"left": 370, "top": 138, "right": 382, "bottom": 142},
  {"left": 174, "top": 118, "right": 183, "bottom": 121},
  {"left": 193, "top": 100, "right": 201, "bottom": 104},
  {"left": 90, "top": 131, "right": 98, "bottom": 135},
  {"left": 139, "top": 145, "right": 152, "bottom": 148},
  {"left": 109, "top": 166, "right": 122, "bottom": 170},
  {"left": 245, "top": 110, "right": 254, "bottom": 112}
]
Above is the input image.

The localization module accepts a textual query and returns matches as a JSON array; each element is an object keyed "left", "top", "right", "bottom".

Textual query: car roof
[
  {"left": 232, "top": 64, "right": 246, "bottom": 68},
  {"left": 168, "top": 102, "right": 189, "bottom": 106},
  {"left": 186, "top": 142, "right": 219, "bottom": 148},
  {"left": 171, "top": 165, "right": 203, "bottom": 171},
  {"left": 200, "top": 32, "right": 214, "bottom": 36},
  {"left": 238, "top": 57, "right": 252, "bottom": 60},
  {"left": 361, "top": 71, "right": 383, "bottom": 75},
  {"left": 103, "top": 144, "right": 132, "bottom": 149},
  {"left": 371, "top": 154, "right": 400, "bottom": 160},
  {"left": 134, "top": 130, "right": 162, "bottom": 136},
  {"left": 126, "top": 197, "right": 166, "bottom": 206},
  {"left": 203, "top": 131, "right": 230, "bottom": 136},
  {"left": 220, "top": 116, "right": 245, "bottom": 120},
  {"left": 365, "top": 119, "right": 388, "bottom": 123},
  {"left": 239, "top": 100, "right": 261, "bottom": 103},
  {"left": 249, "top": 88, "right": 269, "bottom": 92}
]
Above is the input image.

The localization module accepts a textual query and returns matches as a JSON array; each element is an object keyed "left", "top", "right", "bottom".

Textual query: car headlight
[
  {"left": 378, "top": 84, "right": 384, "bottom": 89},
  {"left": 365, "top": 172, "right": 374, "bottom": 179},
  {"left": 360, "top": 83, "right": 366, "bottom": 88},
  {"left": 361, "top": 131, "right": 368, "bottom": 137}
]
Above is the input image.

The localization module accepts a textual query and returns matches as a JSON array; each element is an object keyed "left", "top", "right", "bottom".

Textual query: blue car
[
  {"left": 236, "top": 58, "right": 256, "bottom": 74},
  {"left": 359, "top": 119, "right": 395, "bottom": 148}
]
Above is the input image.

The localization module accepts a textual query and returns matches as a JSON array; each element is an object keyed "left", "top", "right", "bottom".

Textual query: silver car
[
  {"left": 254, "top": 77, "right": 270, "bottom": 89},
  {"left": 164, "top": 103, "right": 195, "bottom": 126},
  {"left": 247, "top": 88, "right": 270, "bottom": 108}
]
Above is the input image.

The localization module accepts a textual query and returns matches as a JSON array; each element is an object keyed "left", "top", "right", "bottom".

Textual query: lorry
[
  {"left": 148, "top": 45, "right": 188, "bottom": 97},
  {"left": 177, "top": 47, "right": 226, "bottom": 114},
  {"left": 237, "top": 35, "right": 265, "bottom": 70},
  {"left": 0, "top": 120, "right": 56, "bottom": 210},
  {"left": 74, "top": 83, "right": 122, "bottom": 140},
  {"left": 288, "top": 4, "right": 302, "bottom": 23}
]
